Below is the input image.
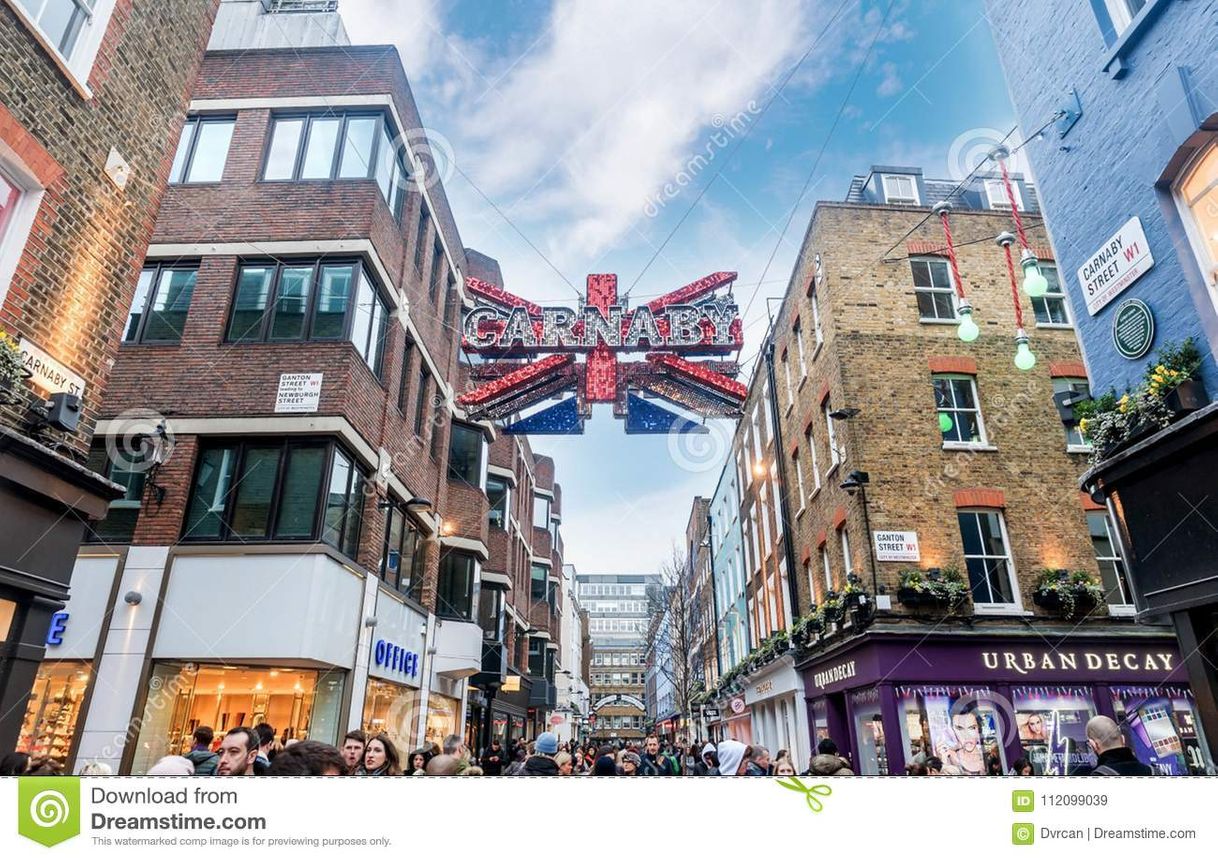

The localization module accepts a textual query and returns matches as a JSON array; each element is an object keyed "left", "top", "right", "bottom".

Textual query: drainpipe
[{"left": 763, "top": 336, "right": 801, "bottom": 620}]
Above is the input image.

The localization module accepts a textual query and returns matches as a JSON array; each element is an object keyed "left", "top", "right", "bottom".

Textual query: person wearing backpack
[
  {"left": 1070, "top": 716, "right": 1152, "bottom": 775},
  {"left": 184, "top": 726, "right": 219, "bottom": 776}
]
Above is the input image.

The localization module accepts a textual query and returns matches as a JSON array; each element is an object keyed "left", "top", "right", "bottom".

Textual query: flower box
[{"left": 1165, "top": 378, "right": 1209, "bottom": 416}]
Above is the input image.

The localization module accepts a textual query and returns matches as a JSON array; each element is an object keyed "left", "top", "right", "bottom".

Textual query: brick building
[
  {"left": 702, "top": 165, "right": 1213, "bottom": 776},
  {"left": 0, "top": 0, "right": 219, "bottom": 759},
  {"left": 14, "top": 2, "right": 570, "bottom": 773}
]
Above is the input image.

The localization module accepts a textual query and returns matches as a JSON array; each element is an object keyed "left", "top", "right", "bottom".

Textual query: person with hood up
[
  {"left": 715, "top": 739, "right": 748, "bottom": 775},
  {"left": 522, "top": 731, "right": 561, "bottom": 775},
  {"left": 691, "top": 743, "right": 718, "bottom": 775},
  {"left": 804, "top": 738, "right": 854, "bottom": 775}
]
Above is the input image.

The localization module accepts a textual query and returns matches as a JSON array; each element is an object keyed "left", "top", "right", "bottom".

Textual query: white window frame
[
  {"left": 1172, "top": 138, "right": 1218, "bottom": 312},
  {"left": 933, "top": 374, "right": 989, "bottom": 449},
  {"left": 793, "top": 451, "right": 806, "bottom": 513},
  {"left": 0, "top": 146, "right": 45, "bottom": 311},
  {"left": 983, "top": 178, "right": 1022, "bottom": 211},
  {"left": 804, "top": 428, "right": 822, "bottom": 495},
  {"left": 824, "top": 400, "right": 841, "bottom": 470},
  {"left": 958, "top": 509, "right": 1021, "bottom": 613},
  {"left": 839, "top": 527, "right": 853, "bottom": 578},
  {"left": 9, "top": 0, "right": 118, "bottom": 98},
  {"left": 810, "top": 286, "right": 824, "bottom": 351},
  {"left": 881, "top": 173, "right": 920, "bottom": 205},
  {"left": 1032, "top": 264, "right": 1073, "bottom": 328},
  {"left": 1087, "top": 510, "right": 1135, "bottom": 613},
  {"left": 820, "top": 545, "right": 832, "bottom": 593},
  {"left": 1104, "top": 0, "right": 1146, "bottom": 35},
  {"left": 1053, "top": 377, "right": 1093, "bottom": 452},
  {"left": 793, "top": 320, "right": 808, "bottom": 378},
  {"left": 782, "top": 351, "right": 794, "bottom": 411},
  {"left": 911, "top": 257, "right": 959, "bottom": 323}
]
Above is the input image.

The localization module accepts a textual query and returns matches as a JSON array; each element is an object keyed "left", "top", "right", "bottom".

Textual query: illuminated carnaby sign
[{"left": 456, "top": 272, "right": 748, "bottom": 431}]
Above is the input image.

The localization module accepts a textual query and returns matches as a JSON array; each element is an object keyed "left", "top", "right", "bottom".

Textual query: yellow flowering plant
[
  {"left": 1143, "top": 338, "right": 1201, "bottom": 399},
  {"left": 0, "top": 330, "right": 27, "bottom": 389}
]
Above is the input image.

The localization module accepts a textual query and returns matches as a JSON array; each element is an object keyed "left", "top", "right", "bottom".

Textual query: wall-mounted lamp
[
  {"left": 829, "top": 407, "right": 861, "bottom": 421},
  {"left": 123, "top": 591, "right": 142, "bottom": 606}
]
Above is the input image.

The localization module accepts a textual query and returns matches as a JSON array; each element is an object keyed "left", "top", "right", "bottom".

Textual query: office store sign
[{"left": 374, "top": 639, "right": 420, "bottom": 682}]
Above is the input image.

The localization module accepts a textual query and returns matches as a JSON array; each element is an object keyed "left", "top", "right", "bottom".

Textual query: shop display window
[
  {"left": 1013, "top": 686, "right": 1094, "bottom": 775},
  {"left": 424, "top": 693, "right": 461, "bottom": 746},
  {"left": 362, "top": 679, "right": 421, "bottom": 755},
  {"left": 1111, "top": 686, "right": 1216, "bottom": 775},
  {"left": 17, "top": 662, "right": 93, "bottom": 765},
  {"left": 897, "top": 685, "right": 1005, "bottom": 775},
  {"left": 849, "top": 687, "right": 888, "bottom": 775},
  {"left": 131, "top": 663, "right": 345, "bottom": 774},
  {"left": 810, "top": 699, "right": 831, "bottom": 746}
]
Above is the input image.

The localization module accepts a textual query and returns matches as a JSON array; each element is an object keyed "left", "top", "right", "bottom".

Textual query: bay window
[
  {"left": 957, "top": 509, "right": 1018, "bottom": 609},
  {"left": 533, "top": 494, "right": 550, "bottom": 530},
  {"left": 531, "top": 563, "right": 548, "bottom": 600},
  {"left": 447, "top": 422, "right": 484, "bottom": 486},
  {"left": 226, "top": 259, "right": 389, "bottom": 376},
  {"left": 381, "top": 499, "right": 426, "bottom": 598},
  {"left": 182, "top": 439, "right": 366, "bottom": 558},
  {"left": 486, "top": 475, "right": 509, "bottom": 529},
  {"left": 262, "top": 112, "right": 408, "bottom": 218}
]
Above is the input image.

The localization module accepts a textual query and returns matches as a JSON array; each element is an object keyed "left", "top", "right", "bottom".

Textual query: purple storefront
[{"left": 797, "top": 630, "right": 1215, "bottom": 776}]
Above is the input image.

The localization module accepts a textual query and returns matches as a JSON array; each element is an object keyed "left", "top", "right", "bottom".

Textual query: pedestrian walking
[
  {"left": 743, "top": 745, "right": 770, "bottom": 775},
  {"left": 407, "top": 748, "right": 430, "bottom": 774},
  {"left": 146, "top": 756, "right": 195, "bottom": 776},
  {"left": 0, "top": 752, "right": 29, "bottom": 775},
  {"left": 715, "top": 739, "right": 747, "bottom": 775},
  {"left": 555, "top": 751, "right": 574, "bottom": 774},
  {"left": 481, "top": 739, "right": 506, "bottom": 775},
  {"left": 503, "top": 746, "right": 529, "bottom": 775},
  {"left": 638, "top": 734, "right": 675, "bottom": 775},
  {"left": 1011, "top": 757, "right": 1035, "bottom": 776},
  {"left": 426, "top": 754, "right": 460, "bottom": 775},
  {"left": 804, "top": 738, "right": 854, "bottom": 776},
  {"left": 184, "top": 726, "right": 219, "bottom": 776},
  {"left": 592, "top": 753, "right": 618, "bottom": 775},
  {"left": 619, "top": 751, "right": 640, "bottom": 775},
  {"left": 268, "top": 741, "right": 346, "bottom": 776},
  {"left": 692, "top": 743, "right": 718, "bottom": 775},
  {"left": 252, "top": 723, "right": 275, "bottom": 775},
  {"left": 522, "top": 732, "right": 561, "bottom": 775},
  {"left": 340, "top": 730, "right": 366, "bottom": 775},
  {"left": 443, "top": 733, "right": 469, "bottom": 773},
  {"left": 358, "top": 733, "right": 403, "bottom": 775},
  {"left": 774, "top": 759, "right": 797, "bottom": 776},
  {"left": 216, "top": 727, "right": 259, "bottom": 776},
  {"left": 1071, "top": 716, "right": 1152, "bottom": 775}
]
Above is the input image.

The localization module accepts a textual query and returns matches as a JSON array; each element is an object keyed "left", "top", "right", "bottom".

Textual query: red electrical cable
[
  {"left": 1002, "top": 240, "right": 1025, "bottom": 330},
  {"left": 938, "top": 209, "right": 968, "bottom": 301},
  {"left": 998, "top": 158, "right": 1030, "bottom": 250}
]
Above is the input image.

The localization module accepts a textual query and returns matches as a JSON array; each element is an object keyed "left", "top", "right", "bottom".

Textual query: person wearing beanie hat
[
  {"left": 619, "top": 751, "right": 641, "bottom": 775},
  {"left": 522, "top": 731, "right": 561, "bottom": 775},
  {"left": 715, "top": 740, "right": 747, "bottom": 776}
]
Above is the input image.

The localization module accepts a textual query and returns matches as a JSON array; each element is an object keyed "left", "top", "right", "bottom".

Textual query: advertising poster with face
[
  {"left": 923, "top": 694, "right": 987, "bottom": 775},
  {"left": 1013, "top": 688, "right": 1093, "bottom": 775}
]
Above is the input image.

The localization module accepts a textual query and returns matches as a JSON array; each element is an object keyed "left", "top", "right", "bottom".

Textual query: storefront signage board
[{"left": 373, "top": 639, "right": 420, "bottom": 678}]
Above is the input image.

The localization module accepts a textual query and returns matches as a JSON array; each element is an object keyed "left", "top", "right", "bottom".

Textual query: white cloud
[{"left": 877, "top": 61, "right": 903, "bottom": 97}]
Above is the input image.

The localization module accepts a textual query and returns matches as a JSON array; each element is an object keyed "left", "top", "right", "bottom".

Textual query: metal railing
[{"left": 262, "top": 0, "right": 339, "bottom": 13}]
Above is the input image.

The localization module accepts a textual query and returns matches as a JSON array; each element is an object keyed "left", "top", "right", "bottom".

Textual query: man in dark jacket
[
  {"left": 1070, "top": 716, "right": 1152, "bottom": 775},
  {"left": 522, "top": 731, "right": 561, "bottom": 775},
  {"left": 691, "top": 743, "right": 718, "bottom": 776},
  {"left": 638, "top": 735, "right": 676, "bottom": 776},
  {"left": 185, "top": 726, "right": 219, "bottom": 776},
  {"left": 481, "top": 739, "right": 506, "bottom": 775},
  {"left": 804, "top": 738, "right": 854, "bottom": 776},
  {"left": 743, "top": 745, "right": 771, "bottom": 776}
]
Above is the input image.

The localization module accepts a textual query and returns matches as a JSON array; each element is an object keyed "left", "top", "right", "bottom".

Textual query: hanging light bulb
[
  {"left": 1020, "top": 249, "right": 1049, "bottom": 298},
  {"left": 956, "top": 301, "right": 980, "bottom": 342},
  {"left": 1014, "top": 328, "right": 1037, "bottom": 371}
]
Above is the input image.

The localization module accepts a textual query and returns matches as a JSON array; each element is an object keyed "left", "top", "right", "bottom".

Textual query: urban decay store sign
[{"left": 1079, "top": 216, "right": 1155, "bottom": 315}]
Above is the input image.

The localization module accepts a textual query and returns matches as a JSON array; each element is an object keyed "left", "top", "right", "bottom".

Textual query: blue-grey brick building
[{"left": 986, "top": 0, "right": 1218, "bottom": 764}]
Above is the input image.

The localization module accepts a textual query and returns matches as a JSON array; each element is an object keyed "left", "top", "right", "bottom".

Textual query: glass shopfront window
[
  {"left": 511, "top": 715, "right": 526, "bottom": 742},
  {"left": 849, "top": 688, "right": 888, "bottom": 775},
  {"left": 130, "top": 662, "right": 345, "bottom": 775},
  {"left": 424, "top": 693, "right": 461, "bottom": 746},
  {"left": 1111, "top": 686, "right": 1216, "bottom": 775},
  {"left": 810, "top": 698, "right": 831, "bottom": 746},
  {"left": 17, "top": 661, "right": 93, "bottom": 765},
  {"left": 1013, "top": 686, "right": 1095, "bottom": 775},
  {"left": 898, "top": 686, "right": 1005, "bottom": 776},
  {"left": 361, "top": 679, "right": 421, "bottom": 755}
]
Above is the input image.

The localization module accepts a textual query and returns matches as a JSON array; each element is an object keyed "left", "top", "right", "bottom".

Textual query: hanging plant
[
  {"left": 896, "top": 567, "right": 968, "bottom": 609},
  {"left": 1032, "top": 569, "right": 1104, "bottom": 618},
  {"left": 1, "top": 331, "right": 28, "bottom": 389},
  {"left": 1144, "top": 338, "right": 1207, "bottom": 415}
]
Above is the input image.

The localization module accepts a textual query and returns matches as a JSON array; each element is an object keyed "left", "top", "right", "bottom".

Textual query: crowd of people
[{"left": 0, "top": 714, "right": 1151, "bottom": 777}]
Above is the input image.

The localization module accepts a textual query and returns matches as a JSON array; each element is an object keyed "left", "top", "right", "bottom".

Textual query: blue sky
[{"left": 340, "top": 0, "right": 1022, "bottom": 574}]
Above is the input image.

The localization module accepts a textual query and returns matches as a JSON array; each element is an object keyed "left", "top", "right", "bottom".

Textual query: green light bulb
[
  {"left": 1022, "top": 258, "right": 1049, "bottom": 298},
  {"left": 1014, "top": 338, "right": 1036, "bottom": 371},
  {"left": 957, "top": 309, "right": 980, "bottom": 343},
  {"left": 938, "top": 412, "right": 954, "bottom": 433}
]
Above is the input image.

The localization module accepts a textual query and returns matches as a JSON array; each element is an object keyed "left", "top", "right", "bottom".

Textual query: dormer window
[
  {"left": 984, "top": 178, "right": 1021, "bottom": 211},
  {"left": 882, "top": 174, "right": 919, "bottom": 205}
]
